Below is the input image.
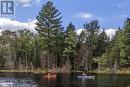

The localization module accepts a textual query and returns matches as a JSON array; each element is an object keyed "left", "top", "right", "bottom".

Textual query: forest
[{"left": 0, "top": 1, "right": 130, "bottom": 73}]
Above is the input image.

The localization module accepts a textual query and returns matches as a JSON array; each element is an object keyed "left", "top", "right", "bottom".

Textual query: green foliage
[
  {"left": 63, "top": 22, "right": 77, "bottom": 70},
  {"left": 35, "top": 1, "right": 62, "bottom": 51},
  {"left": 35, "top": 1, "right": 63, "bottom": 68},
  {"left": 83, "top": 20, "right": 100, "bottom": 70},
  {"left": 0, "top": 47, "right": 5, "bottom": 69},
  {"left": 96, "top": 29, "right": 109, "bottom": 56},
  {"left": 98, "top": 18, "right": 130, "bottom": 69},
  {"left": 0, "top": 1, "right": 130, "bottom": 71},
  {"left": 64, "top": 23, "right": 76, "bottom": 55}
]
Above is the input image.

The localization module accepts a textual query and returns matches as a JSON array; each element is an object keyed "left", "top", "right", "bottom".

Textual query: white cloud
[
  {"left": 76, "top": 28, "right": 117, "bottom": 39},
  {"left": 0, "top": 18, "right": 116, "bottom": 39},
  {"left": 22, "top": 3, "right": 32, "bottom": 7},
  {"left": 17, "top": 0, "right": 40, "bottom": 7},
  {"left": 75, "top": 12, "right": 94, "bottom": 19},
  {"left": 35, "top": 0, "right": 40, "bottom": 4},
  {"left": 76, "top": 28, "right": 84, "bottom": 35},
  {"left": 17, "top": 0, "right": 31, "bottom": 7},
  {"left": 105, "top": 29, "right": 117, "bottom": 39},
  {"left": 74, "top": 12, "right": 104, "bottom": 22},
  {"left": 0, "top": 18, "right": 36, "bottom": 33}
]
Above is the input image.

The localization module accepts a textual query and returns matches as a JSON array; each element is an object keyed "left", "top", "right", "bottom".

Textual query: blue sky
[{"left": 2, "top": 0, "right": 130, "bottom": 29}]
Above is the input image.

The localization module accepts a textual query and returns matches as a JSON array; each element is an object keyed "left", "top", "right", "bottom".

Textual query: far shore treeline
[{"left": 0, "top": 1, "right": 130, "bottom": 73}]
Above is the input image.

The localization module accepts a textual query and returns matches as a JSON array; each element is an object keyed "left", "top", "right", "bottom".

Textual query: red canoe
[{"left": 44, "top": 74, "right": 56, "bottom": 79}]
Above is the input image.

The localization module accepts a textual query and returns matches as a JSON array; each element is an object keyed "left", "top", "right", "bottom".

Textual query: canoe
[
  {"left": 44, "top": 74, "right": 56, "bottom": 79},
  {"left": 77, "top": 75, "right": 95, "bottom": 79}
]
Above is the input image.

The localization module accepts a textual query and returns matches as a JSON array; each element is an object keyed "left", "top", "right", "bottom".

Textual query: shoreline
[
  {"left": 0, "top": 68, "right": 130, "bottom": 74},
  {"left": 88, "top": 68, "right": 130, "bottom": 75},
  {"left": 0, "top": 70, "right": 46, "bottom": 74}
]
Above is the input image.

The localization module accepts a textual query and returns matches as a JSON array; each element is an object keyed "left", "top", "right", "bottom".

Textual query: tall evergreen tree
[
  {"left": 32, "top": 36, "right": 41, "bottom": 68},
  {"left": 0, "top": 42, "right": 5, "bottom": 69},
  {"left": 77, "top": 30, "right": 88, "bottom": 70},
  {"left": 17, "top": 29, "right": 34, "bottom": 69},
  {"left": 64, "top": 22, "right": 77, "bottom": 70},
  {"left": 96, "top": 29, "right": 109, "bottom": 57},
  {"left": 121, "top": 18, "right": 130, "bottom": 66},
  {"left": 35, "top": 1, "right": 62, "bottom": 69},
  {"left": 83, "top": 20, "right": 100, "bottom": 70}
]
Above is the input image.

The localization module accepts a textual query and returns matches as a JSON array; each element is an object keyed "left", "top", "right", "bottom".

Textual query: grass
[
  {"left": 0, "top": 68, "right": 73, "bottom": 74},
  {"left": 0, "top": 69, "right": 46, "bottom": 74},
  {"left": 0, "top": 68, "right": 130, "bottom": 74},
  {"left": 88, "top": 68, "right": 130, "bottom": 74}
]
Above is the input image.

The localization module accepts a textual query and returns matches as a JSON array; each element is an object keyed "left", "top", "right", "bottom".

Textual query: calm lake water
[{"left": 0, "top": 72, "right": 130, "bottom": 87}]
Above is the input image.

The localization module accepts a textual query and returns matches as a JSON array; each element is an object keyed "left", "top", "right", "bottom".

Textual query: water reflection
[
  {"left": 0, "top": 72, "right": 37, "bottom": 87},
  {"left": 0, "top": 78, "right": 37, "bottom": 87},
  {"left": 97, "top": 74, "right": 130, "bottom": 87},
  {"left": 0, "top": 72, "right": 130, "bottom": 87},
  {"left": 81, "top": 78, "right": 85, "bottom": 87},
  {"left": 56, "top": 73, "right": 62, "bottom": 87}
]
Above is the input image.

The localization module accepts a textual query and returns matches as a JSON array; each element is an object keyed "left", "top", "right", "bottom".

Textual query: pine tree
[
  {"left": 0, "top": 46, "right": 5, "bottom": 69},
  {"left": 17, "top": 29, "right": 34, "bottom": 69},
  {"left": 32, "top": 36, "right": 41, "bottom": 68},
  {"left": 96, "top": 29, "right": 109, "bottom": 57},
  {"left": 77, "top": 30, "right": 86, "bottom": 70},
  {"left": 53, "top": 27, "right": 64, "bottom": 67},
  {"left": 63, "top": 22, "right": 77, "bottom": 70},
  {"left": 83, "top": 20, "right": 100, "bottom": 70},
  {"left": 35, "top": 1, "right": 62, "bottom": 69},
  {"left": 121, "top": 18, "right": 130, "bottom": 66}
]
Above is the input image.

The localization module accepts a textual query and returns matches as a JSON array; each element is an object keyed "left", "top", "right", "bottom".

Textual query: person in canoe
[
  {"left": 82, "top": 72, "right": 86, "bottom": 76},
  {"left": 44, "top": 72, "right": 56, "bottom": 79}
]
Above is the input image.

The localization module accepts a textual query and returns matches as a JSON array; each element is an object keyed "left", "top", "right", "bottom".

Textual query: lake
[{"left": 0, "top": 72, "right": 130, "bottom": 87}]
